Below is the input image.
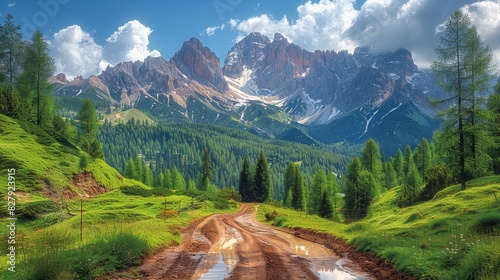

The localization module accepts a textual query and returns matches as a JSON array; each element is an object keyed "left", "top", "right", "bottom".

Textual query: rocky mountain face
[{"left": 52, "top": 32, "right": 445, "bottom": 155}]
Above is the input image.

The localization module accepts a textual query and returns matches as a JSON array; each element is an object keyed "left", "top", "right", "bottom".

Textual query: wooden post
[{"left": 80, "top": 199, "right": 83, "bottom": 243}]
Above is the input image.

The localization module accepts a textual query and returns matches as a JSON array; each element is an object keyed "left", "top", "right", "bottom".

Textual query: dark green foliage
[
  {"left": 253, "top": 151, "right": 271, "bottom": 202},
  {"left": 318, "top": 191, "right": 334, "bottom": 219},
  {"left": 361, "top": 138, "right": 382, "bottom": 182},
  {"left": 487, "top": 82, "right": 500, "bottom": 174},
  {"left": 345, "top": 158, "right": 377, "bottom": 219},
  {"left": 217, "top": 187, "right": 242, "bottom": 202},
  {"left": 264, "top": 210, "right": 279, "bottom": 221},
  {"left": 0, "top": 14, "right": 22, "bottom": 86},
  {"left": 419, "top": 165, "right": 452, "bottom": 201},
  {"left": 398, "top": 161, "right": 422, "bottom": 207},
  {"left": 18, "top": 200, "right": 59, "bottom": 219},
  {"left": 470, "top": 212, "right": 500, "bottom": 234},
  {"left": 120, "top": 185, "right": 152, "bottom": 197},
  {"left": 99, "top": 121, "right": 348, "bottom": 202},
  {"left": 274, "top": 217, "right": 288, "bottom": 227},
  {"left": 308, "top": 169, "right": 327, "bottom": 214},
  {"left": 456, "top": 244, "right": 500, "bottom": 280},
  {"left": 414, "top": 138, "right": 432, "bottom": 179},
  {"left": 384, "top": 162, "right": 397, "bottom": 189},
  {"left": 291, "top": 164, "right": 305, "bottom": 210},
  {"left": 393, "top": 149, "right": 405, "bottom": 181},
  {"left": 124, "top": 158, "right": 137, "bottom": 179},
  {"left": 78, "top": 99, "right": 103, "bottom": 159},
  {"left": 0, "top": 85, "right": 23, "bottom": 118},
  {"left": 79, "top": 154, "right": 89, "bottom": 170},
  {"left": 198, "top": 147, "right": 212, "bottom": 191}
]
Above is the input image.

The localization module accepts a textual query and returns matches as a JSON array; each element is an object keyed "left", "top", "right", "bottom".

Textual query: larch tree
[
  {"left": 318, "top": 191, "right": 334, "bottom": 219},
  {"left": 308, "top": 169, "right": 327, "bottom": 215},
  {"left": 291, "top": 164, "right": 305, "bottom": 210},
  {"left": 199, "top": 147, "right": 213, "bottom": 191},
  {"left": 487, "top": 81, "right": 500, "bottom": 174},
  {"left": 78, "top": 99, "right": 103, "bottom": 159},
  {"left": 414, "top": 138, "right": 432, "bottom": 179},
  {"left": 18, "top": 29, "right": 55, "bottom": 126},
  {"left": 361, "top": 138, "right": 382, "bottom": 182},
  {"left": 432, "top": 10, "right": 495, "bottom": 190},
  {"left": 282, "top": 162, "right": 296, "bottom": 207}
]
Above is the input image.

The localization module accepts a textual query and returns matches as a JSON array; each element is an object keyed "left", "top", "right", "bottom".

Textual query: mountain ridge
[{"left": 51, "top": 32, "right": 445, "bottom": 155}]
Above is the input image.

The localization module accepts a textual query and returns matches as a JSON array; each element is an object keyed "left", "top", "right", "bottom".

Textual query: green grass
[
  {"left": 0, "top": 113, "right": 239, "bottom": 279},
  {"left": 105, "top": 108, "right": 156, "bottom": 125},
  {"left": 258, "top": 178, "right": 500, "bottom": 279}
]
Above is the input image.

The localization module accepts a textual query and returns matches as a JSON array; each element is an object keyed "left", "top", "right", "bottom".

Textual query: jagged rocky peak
[
  {"left": 223, "top": 32, "right": 270, "bottom": 77},
  {"left": 55, "top": 73, "right": 68, "bottom": 83},
  {"left": 171, "top": 37, "right": 228, "bottom": 92},
  {"left": 354, "top": 46, "right": 418, "bottom": 77}
]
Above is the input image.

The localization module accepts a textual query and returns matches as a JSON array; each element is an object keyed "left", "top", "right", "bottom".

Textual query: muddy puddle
[
  {"left": 192, "top": 227, "right": 242, "bottom": 279},
  {"left": 273, "top": 230, "right": 367, "bottom": 280}
]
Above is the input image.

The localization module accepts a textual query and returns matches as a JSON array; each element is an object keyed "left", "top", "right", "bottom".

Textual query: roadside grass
[
  {"left": 258, "top": 177, "right": 500, "bottom": 279},
  {"left": 0, "top": 191, "right": 238, "bottom": 279}
]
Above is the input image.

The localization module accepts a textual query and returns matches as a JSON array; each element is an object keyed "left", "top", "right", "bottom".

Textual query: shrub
[
  {"left": 18, "top": 200, "right": 59, "bottom": 219},
  {"left": 274, "top": 217, "right": 288, "bottom": 227},
  {"left": 420, "top": 165, "right": 452, "bottom": 201},
  {"left": 265, "top": 210, "right": 279, "bottom": 221},
  {"left": 120, "top": 185, "right": 152, "bottom": 197},
  {"left": 470, "top": 212, "right": 500, "bottom": 234},
  {"left": 213, "top": 199, "right": 230, "bottom": 209}
]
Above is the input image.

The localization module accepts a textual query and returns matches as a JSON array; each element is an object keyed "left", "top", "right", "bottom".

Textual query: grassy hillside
[
  {"left": 258, "top": 177, "right": 500, "bottom": 279},
  {"left": 104, "top": 108, "right": 156, "bottom": 125},
  {"left": 0, "top": 113, "right": 238, "bottom": 279}
]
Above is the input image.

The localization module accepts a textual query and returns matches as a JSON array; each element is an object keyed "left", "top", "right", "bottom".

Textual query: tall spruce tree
[
  {"left": 414, "top": 138, "right": 432, "bottom": 179},
  {"left": 318, "top": 191, "right": 333, "bottom": 219},
  {"left": 239, "top": 155, "right": 253, "bottom": 202},
  {"left": 254, "top": 151, "right": 271, "bottom": 203},
  {"left": 199, "top": 147, "right": 212, "bottom": 191},
  {"left": 308, "top": 169, "right": 327, "bottom": 215},
  {"left": 0, "top": 14, "right": 22, "bottom": 87},
  {"left": 488, "top": 81, "right": 500, "bottom": 174},
  {"left": 291, "top": 164, "right": 305, "bottom": 210},
  {"left": 282, "top": 162, "right": 296, "bottom": 207},
  {"left": 432, "top": 10, "right": 494, "bottom": 190}
]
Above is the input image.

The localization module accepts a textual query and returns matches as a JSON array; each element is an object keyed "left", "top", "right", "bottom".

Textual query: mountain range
[{"left": 51, "top": 32, "right": 445, "bottom": 155}]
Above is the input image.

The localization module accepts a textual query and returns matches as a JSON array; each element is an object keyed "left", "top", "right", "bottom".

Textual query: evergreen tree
[
  {"left": 253, "top": 151, "right": 271, "bottom": 203},
  {"left": 384, "top": 162, "right": 397, "bottom": 189},
  {"left": 414, "top": 138, "right": 432, "bottom": 179},
  {"left": 291, "top": 164, "right": 305, "bottom": 210},
  {"left": 163, "top": 170, "right": 172, "bottom": 189},
  {"left": 432, "top": 10, "right": 495, "bottom": 190},
  {"left": 308, "top": 169, "right": 327, "bottom": 215},
  {"left": 171, "top": 167, "right": 185, "bottom": 190},
  {"left": 239, "top": 155, "right": 254, "bottom": 202},
  {"left": 403, "top": 145, "right": 413, "bottom": 177},
  {"left": 0, "top": 14, "right": 22, "bottom": 86},
  {"left": 124, "top": 158, "right": 137, "bottom": 179},
  {"left": 134, "top": 156, "right": 143, "bottom": 181},
  {"left": 398, "top": 160, "right": 423, "bottom": 207},
  {"left": 488, "top": 81, "right": 500, "bottom": 174},
  {"left": 326, "top": 172, "right": 339, "bottom": 215},
  {"left": 282, "top": 162, "right": 296, "bottom": 207},
  {"left": 393, "top": 149, "right": 405, "bottom": 181},
  {"left": 361, "top": 138, "right": 382, "bottom": 181},
  {"left": 142, "top": 164, "right": 154, "bottom": 186},
  {"left": 198, "top": 147, "right": 212, "bottom": 191},
  {"left": 318, "top": 191, "right": 334, "bottom": 219},
  {"left": 78, "top": 99, "right": 103, "bottom": 158},
  {"left": 345, "top": 157, "right": 376, "bottom": 219},
  {"left": 17, "top": 30, "right": 55, "bottom": 126},
  {"left": 0, "top": 85, "right": 22, "bottom": 118}
]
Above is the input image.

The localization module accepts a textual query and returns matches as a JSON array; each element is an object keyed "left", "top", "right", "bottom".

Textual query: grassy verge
[
  {"left": 258, "top": 177, "right": 500, "bottom": 279},
  {"left": 0, "top": 190, "right": 238, "bottom": 279}
]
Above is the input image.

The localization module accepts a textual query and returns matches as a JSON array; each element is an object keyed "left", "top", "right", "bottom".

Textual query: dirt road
[{"left": 113, "top": 205, "right": 415, "bottom": 280}]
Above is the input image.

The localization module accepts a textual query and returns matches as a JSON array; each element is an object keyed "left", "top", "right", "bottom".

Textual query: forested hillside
[{"left": 99, "top": 120, "right": 349, "bottom": 200}]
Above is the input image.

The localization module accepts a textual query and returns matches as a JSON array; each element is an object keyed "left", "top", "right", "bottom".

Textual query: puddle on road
[
  {"left": 192, "top": 228, "right": 242, "bottom": 280},
  {"left": 274, "top": 230, "right": 367, "bottom": 280}
]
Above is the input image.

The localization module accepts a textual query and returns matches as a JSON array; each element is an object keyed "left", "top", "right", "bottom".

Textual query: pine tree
[
  {"left": 398, "top": 160, "right": 423, "bottom": 207},
  {"left": 239, "top": 155, "right": 254, "bottom": 202},
  {"left": 393, "top": 149, "right": 405, "bottom": 182},
  {"left": 361, "top": 138, "right": 382, "bottom": 181},
  {"left": 384, "top": 161, "right": 397, "bottom": 189},
  {"left": 318, "top": 191, "right": 333, "bottom": 219},
  {"left": 198, "top": 147, "right": 213, "bottom": 191},
  {"left": 345, "top": 157, "right": 376, "bottom": 219},
  {"left": 171, "top": 167, "right": 185, "bottom": 190},
  {"left": 0, "top": 14, "right": 22, "bottom": 87},
  {"left": 124, "top": 158, "right": 137, "bottom": 179},
  {"left": 163, "top": 170, "right": 172, "bottom": 189},
  {"left": 308, "top": 169, "right": 327, "bottom": 215},
  {"left": 254, "top": 151, "right": 271, "bottom": 203},
  {"left": 291, "top": 164, "right": 304, "bottom": 210},
  {"left": 282, "top": 162, "right": 295, "bottom": 207},
  {"left": 414, "top": 138, "right": 432, "bottom": 179},
  {"left": 78, "top": 99, "right": 103, "bottom": 158},
  {"left": 488, "top": 81, "right": 500, "bottom": 174},
  {"left": 134, "top": 156, "right": 143, "bottom": 181},
  {"left": 403, "top": 145, "right": 413, "bottom": 177}
]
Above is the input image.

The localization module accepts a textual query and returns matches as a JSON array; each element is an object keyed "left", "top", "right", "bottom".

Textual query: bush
[
  {"left": 420, "top": 165, "right": 452, "bottom": 201},
  {"left": 470, "top": 212, "right": 500, "bottom": 234},
  {"left": 18, "top": 200, "right": 60, "bottom": 219},
  {"left": 120, "top": 185, "right": 152, "bottom": 197},
  {"left": 274, "top": 217, "right": 288, "bottom": 227},
  {"left": 265, "top": 210, "right": 279, "bottom": 221},
  {"left": 213, "top": 199, "right": 230, "bottom": 209}
]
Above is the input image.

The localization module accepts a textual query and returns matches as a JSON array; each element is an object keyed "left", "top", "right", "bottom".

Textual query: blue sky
[{"left": 2, "top": 0, "right": 499, "bottom": 79}]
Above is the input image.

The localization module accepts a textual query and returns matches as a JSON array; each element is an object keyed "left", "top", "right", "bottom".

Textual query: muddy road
[{"left": 114, "top": 205, "right": 414, "bottom": 280}]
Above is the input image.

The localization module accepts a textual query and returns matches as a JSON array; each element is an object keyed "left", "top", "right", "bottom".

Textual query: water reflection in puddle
[
  {"left": 274, "top": 231, "right": 366, "bottom": 280},
  {"left": 192, "top": 232, "right": 241, "bottom": 280}
]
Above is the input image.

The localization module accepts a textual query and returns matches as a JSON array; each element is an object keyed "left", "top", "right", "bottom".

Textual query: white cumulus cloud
[
  {"left": 51, "top": 20, "right": 160, "bottom": 79},
  {"left": 204, "top": 23, "right": 226, "bottom": 36},
  {"left": 232, "top": 0, "right": 500, "bottom": 70}
]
